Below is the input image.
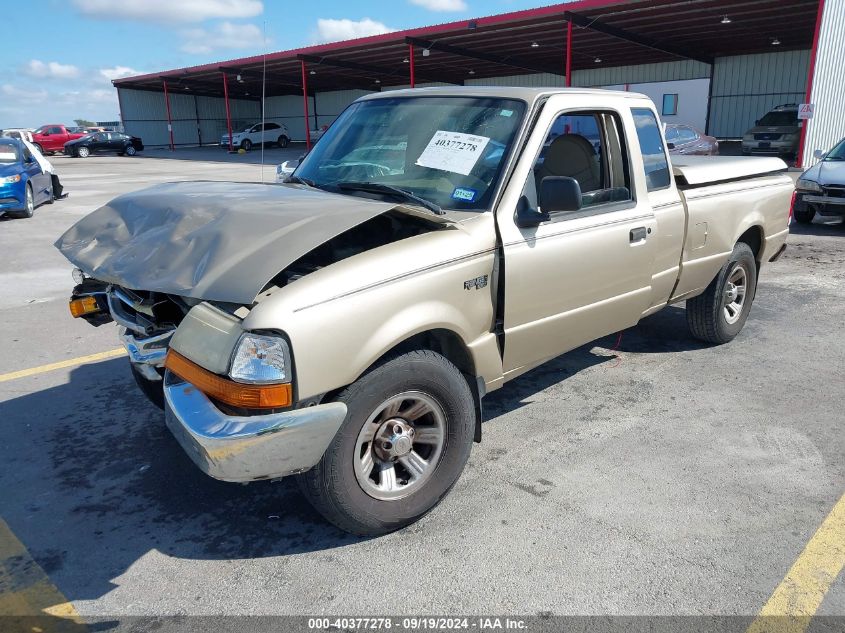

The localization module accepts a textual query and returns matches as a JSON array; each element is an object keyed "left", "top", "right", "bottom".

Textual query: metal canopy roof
[{"left": 114, "top": 0, "right": 820, "bottom": 100}]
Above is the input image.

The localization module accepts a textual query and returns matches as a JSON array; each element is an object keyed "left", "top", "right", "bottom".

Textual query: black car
[{"left": 64, "top": 132, "right": 144, "bottom": 158}]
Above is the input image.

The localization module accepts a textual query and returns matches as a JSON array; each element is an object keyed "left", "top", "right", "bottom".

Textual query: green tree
[{"left": 74, "top": 118, "right": 95, "bottom": 127}]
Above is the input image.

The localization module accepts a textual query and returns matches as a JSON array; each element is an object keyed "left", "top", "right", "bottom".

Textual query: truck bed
[{"left": 671, "top": 155, "right": 788, "bottom": 188}]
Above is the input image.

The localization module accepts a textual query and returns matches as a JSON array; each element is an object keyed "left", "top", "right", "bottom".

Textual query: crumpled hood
[
  {"left": 54, "top": 181, "right": 419, "bottom": 304},
  {"left": 802, "top": 160, "right": 845, "bottom": 186}
]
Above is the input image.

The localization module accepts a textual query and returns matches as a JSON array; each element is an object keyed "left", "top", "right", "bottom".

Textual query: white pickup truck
[{"left": 58, "top": 87, "right": 792, "bottom": 535}]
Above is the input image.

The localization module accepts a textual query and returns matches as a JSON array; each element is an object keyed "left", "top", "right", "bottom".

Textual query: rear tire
[
  {"left": 793, "top": 207, "right": 815, "bottom": 224},
  {"left": 277, "top": 135, "right": 290, "bottom": 148},
  {"left": 686, "top": 242, "right": 757, "bottom": 344},
  {"left": 298, "top": 350, "right": 475, "bottom": 535},
  {"left": 130, "top": 363, "right": 165, "bottom": 410},
  {"left": 77, "top": 146, "right": 90, "bottom": 158}
]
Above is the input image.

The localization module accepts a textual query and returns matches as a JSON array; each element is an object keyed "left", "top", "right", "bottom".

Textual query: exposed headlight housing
[
  {"left": 796, "top": 178, "right": 822, "bottom": 193},
  {"left": 1, "top": 175, "right": 21, "bottom": 183},
  {"left": 229, "top": 333, "right": 292, "bottom": 384}
]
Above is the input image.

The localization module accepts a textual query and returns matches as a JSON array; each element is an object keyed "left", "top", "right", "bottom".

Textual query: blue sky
[{"left": 1, "top": 0, "right": 548, "bottom": 128}]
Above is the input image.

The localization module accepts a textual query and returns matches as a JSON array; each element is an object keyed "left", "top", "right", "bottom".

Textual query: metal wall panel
[
  {"left": 708, "top": 50, "right": 810, "bottom": 138},
  {"left": 119, "top": 87, "right": 259, "bottom": 147},
  {"left": 264, "top": 95, "right": 315, "bottom": 141},
  {"left": 802, "top": 0, "right": 845, "bottom": 166},
  {"left": 464, "top": 60, "right": 710, "bottom": 89}
]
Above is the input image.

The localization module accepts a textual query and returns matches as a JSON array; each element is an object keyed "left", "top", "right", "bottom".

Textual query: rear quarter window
[{"left": 631, "top": 108, "right": 671, "bottom": 191}]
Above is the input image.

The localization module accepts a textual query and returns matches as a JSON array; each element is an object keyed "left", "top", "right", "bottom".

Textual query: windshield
[
  {"left": 758, "top": 111, "right": 798, "bottom": 127},
  {"left": 824, "top": 139, "right": 845, "bottom": 161},
  {"left": 295, "top": 96, "right": 527, "bottom": 211},
  {"left": 0, "top": 144, "right": 20, "bottom": 163}
]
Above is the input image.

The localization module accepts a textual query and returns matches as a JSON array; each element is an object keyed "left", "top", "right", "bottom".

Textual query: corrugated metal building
[
  {"left": 114, "top": 0, "right": 839, "bottom": 167},
  {"left": 801, "top": 0, "right": 845, "bottom": 166}
]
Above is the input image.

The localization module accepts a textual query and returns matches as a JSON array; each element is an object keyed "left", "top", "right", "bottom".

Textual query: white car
[
  {"left": 1, "top": 128, "right": 34, "bottom": 143},
  {"left": 220, "top": 122, "right": 290, "bottom": 150}
]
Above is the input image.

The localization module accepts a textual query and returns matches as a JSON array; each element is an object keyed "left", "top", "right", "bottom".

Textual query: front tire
[
  {"left": 686, "top": 242, "right": 757, "bottom": 344},
  {"left": 125, "top": 145, "right": 137, "bottom": 156},
  {"left": 793, "top": 207, "right": 815, "bottom": 224},
  {"left": 33, "top": 143, "right": 43, "bottom": 154},
  {"left": 77, "top": 146, "right": 90, "bottom": 158},
  {"left": 241, "top": 139, "right": 252, "bottom": 151},
  {"left": 130, "top": 363, "right": 165, "bottom": 410},
  {"left": 10, "top": 184, "right": 35, "bottom": 219},
  {"left": 299, "top": 350, "right": 475, "bottom": 535}
]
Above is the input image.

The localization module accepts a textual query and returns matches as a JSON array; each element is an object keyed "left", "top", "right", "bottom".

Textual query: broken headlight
[{"left": 229, "top": 333, "right": 291, "bottom": 385}]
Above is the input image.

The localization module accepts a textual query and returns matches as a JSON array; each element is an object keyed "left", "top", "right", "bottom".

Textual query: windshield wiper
[
  {"left": 337, "top": 181, "right": 445, "bottom": 215},
  {"left": 285, "top": 175, "right": 318, "bottom": 187}
]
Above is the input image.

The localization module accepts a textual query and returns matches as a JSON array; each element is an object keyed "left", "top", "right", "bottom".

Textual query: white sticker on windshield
[{"left": 416, "top": 130, "right": 491, "bottom": 176}]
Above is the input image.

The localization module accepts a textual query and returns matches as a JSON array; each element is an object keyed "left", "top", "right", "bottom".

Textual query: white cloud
[
  {"left": 2, "top": 84, "right": 49, "bottom": 104},
  {"left": 99, "top": 66, "right": 143, "bottom": 81},
  {"left": 22, "top": 60, "right": 80, "bottom": 79},
  {"left": 180, "top": 21, "right": 264, "bottom": 54},
  {"left": 72, "top": 0, "right": 262, "bottom": 23},
  {"left": 409, "top": 0, "right": 467, "bottom": 11},
  {"left": 314, "top": 18, "right": 394, "bottom": 43}
]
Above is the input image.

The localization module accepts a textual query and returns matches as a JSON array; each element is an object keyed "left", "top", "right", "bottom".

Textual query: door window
[
  {"left": 48, "top": 127, "right": 63, "bottom": 134},
  {"left": 265, "top": 122, "right": 280, "bottom": 130},
  {"left": 631, "top": 108, "right": 671, "bottom": 191},
  {"left": 530, "top": 110, "right": 632, "bottom": 212}
]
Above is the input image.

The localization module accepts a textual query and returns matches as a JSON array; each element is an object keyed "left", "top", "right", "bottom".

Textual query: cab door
[{"left": 497, "top": 96, "right": 658, "bottom": 376}]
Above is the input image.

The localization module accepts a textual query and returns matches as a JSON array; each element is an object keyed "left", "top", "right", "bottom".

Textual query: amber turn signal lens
[
  {"left": 165, "top": 350, "right": 292, "bottom": 409},
  {"left": 69, "top": 296, "right": 101, "bottom": 318}
]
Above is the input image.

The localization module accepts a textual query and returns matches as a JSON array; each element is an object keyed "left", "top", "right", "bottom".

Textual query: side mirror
[
  {"left": 666, "top": 142, "right": 676, "bottom": 150},
  {"left": 813, "top": 149, "right": 825, "bottom": 160},
  {"left": 42, "top": 131, "right": 51, "bottom": 136},
  {"left": 539, "top": 176, "right": 582, "bottom": 214}
]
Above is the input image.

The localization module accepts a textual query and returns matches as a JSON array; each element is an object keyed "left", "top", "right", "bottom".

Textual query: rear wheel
[
  {"left": 277, "top": 135, "right": 290, "bottom": 148},
  {"left": 77, "top": 146, "right": 90, "bottom": 158},
  {"left": 130, "top": 363, "right": 165, "bottom": 410},
  {"left": 298, "top": 350, "right": 475, "bottom": 535},
  {"left": 686, "top": 242, "right": 757, "bottom": 344}
]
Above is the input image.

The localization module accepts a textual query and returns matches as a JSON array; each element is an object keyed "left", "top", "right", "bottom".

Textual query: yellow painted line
[
  {"left": 747, "top": 492, "right": 845, "bottom": 633},
  {"left": 0, "top": 518, "right": 84, "bottom": 631},
  {"left": 0, "top": 349, "right": 126, "bottom": 384}
]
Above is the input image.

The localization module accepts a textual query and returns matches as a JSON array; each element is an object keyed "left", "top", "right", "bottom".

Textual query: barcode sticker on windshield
[{"left": 416, "top": 131, "right": 491, "bottom": 176}]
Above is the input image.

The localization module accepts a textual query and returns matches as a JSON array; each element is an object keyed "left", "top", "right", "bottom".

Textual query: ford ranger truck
[
  {"left": 57, "top": 88, "right": 792, "bottom": 536},
  {"left": 32, "top": 124, "right": 85, "bottom": 155}
]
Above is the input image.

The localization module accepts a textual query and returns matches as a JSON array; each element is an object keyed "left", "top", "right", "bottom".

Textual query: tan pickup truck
[{"left": 57, "top": 87, "right": 792, "bottom": 535}]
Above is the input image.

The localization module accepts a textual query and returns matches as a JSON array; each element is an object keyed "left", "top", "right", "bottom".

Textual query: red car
[
  {"left": 31, "top": 124, "right": 86, "bottom": 155},
  {"left": 664, "top": 123, "right": 719, "bottom": 155}
]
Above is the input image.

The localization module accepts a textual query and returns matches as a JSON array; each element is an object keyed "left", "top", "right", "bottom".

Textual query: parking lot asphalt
[{"left": 0, "top": 152, "right": 843, "bottom": 621}]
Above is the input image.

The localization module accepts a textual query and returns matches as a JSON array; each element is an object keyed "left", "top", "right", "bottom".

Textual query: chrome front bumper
[{"left": 163, "top": 372, "right": 348, "bottom": 482}]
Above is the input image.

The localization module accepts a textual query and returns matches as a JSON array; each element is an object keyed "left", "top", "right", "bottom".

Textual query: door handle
[{"left": 630, "top": 227, "right": 648, "bottom": 243}]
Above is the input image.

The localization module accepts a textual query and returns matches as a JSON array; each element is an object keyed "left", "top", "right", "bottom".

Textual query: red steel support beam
[
  {"left": 222, "top": 72, "right": 233, "bottom": 151},
  {"left": 409, "top": 43, "right": 416, "bottom": 88},
  {"left": 796, "top": 0, "right": 826, "bottom": 168},
  {"left": 565, "top": 20, "right": 573, "bottom": 87},
  {"left": 301, "top": 60, "right": 312, "bottom": 150},
  {"left": 162, "top": 79, "right": 175, "bottom": 150}
]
